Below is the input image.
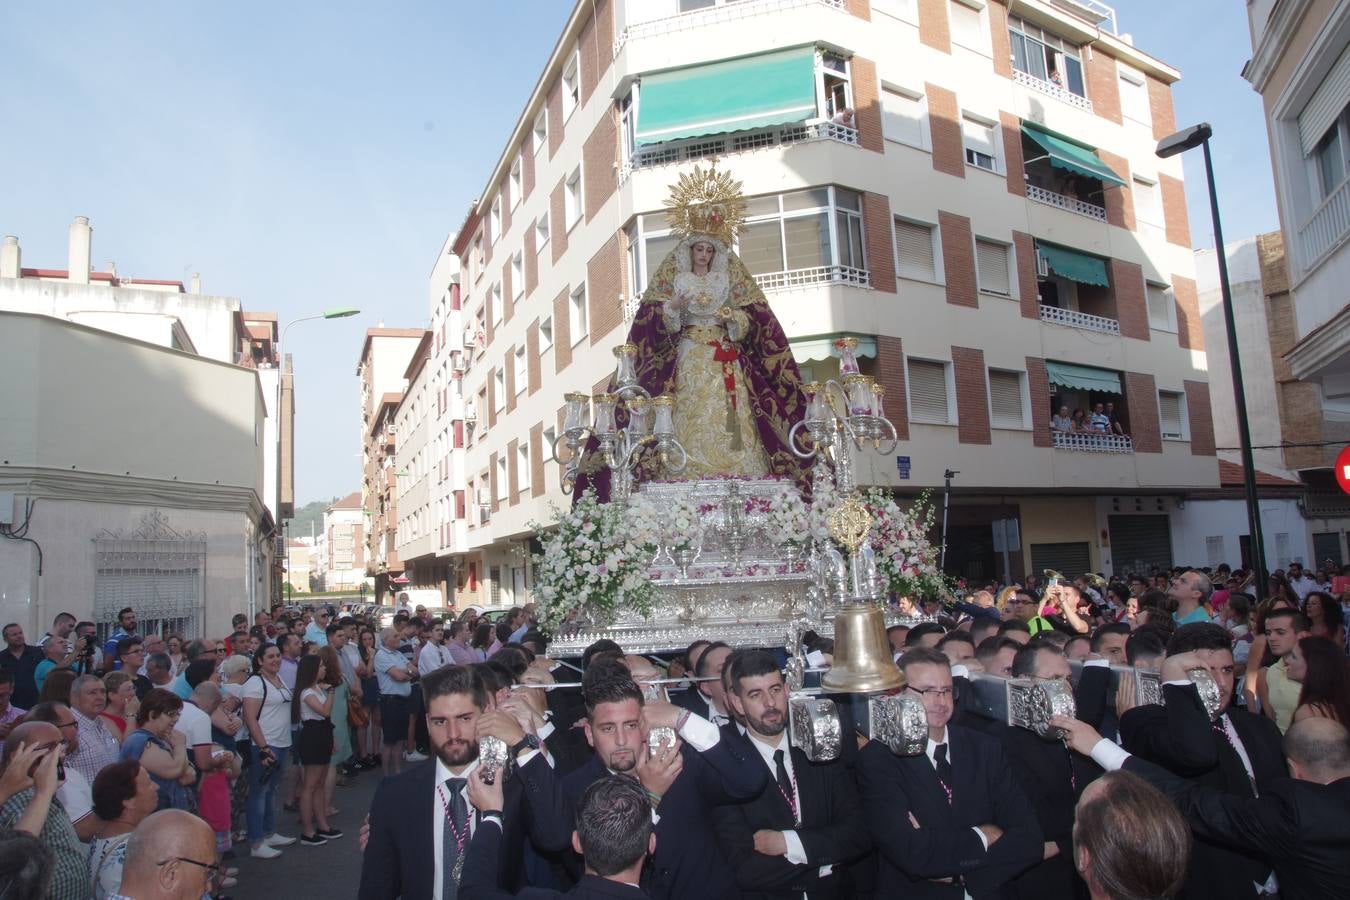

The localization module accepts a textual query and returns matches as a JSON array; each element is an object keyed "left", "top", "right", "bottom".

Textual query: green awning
[
  {"left": 1037, "top": 242, "right": 1110, "bottom": 287},
  {"left": 635, "top": 46, "right": 818, "bottom": 145},
  {"left": 1045, "top": 361, "right": 1121, "bottom": 394},
  {"left": 1021, "top": 125, "right": 1127, "bottom": 188},
  {"left": 790, "top": 335, "right": 878, "bottom": 365}
]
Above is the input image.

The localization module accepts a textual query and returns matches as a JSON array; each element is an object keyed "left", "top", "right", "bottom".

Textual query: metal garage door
[
  {"left": 1030, "top": 542, "right": 1092, "bottom": 579},
  {"left": 1109, "top": 515, "right": 1173, "bottom": 576},
  {"left": 1313, "top": 531, "right": 1345, "bottom": 567}
]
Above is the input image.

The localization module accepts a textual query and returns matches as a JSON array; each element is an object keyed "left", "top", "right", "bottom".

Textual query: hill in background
[{"left": 287, "top": 497, "right": 338, "bottom": 541}]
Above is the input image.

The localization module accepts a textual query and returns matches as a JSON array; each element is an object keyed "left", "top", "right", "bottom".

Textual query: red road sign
[{"left": 1337, "top": 445, "right": 1350, "bottom": 496}]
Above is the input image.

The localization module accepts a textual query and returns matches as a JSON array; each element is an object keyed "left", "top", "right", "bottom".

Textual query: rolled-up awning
[
  {"left": 1037, "top": 241, "right": 1110, "bottom": 287},
  {"left": 790, "top": 335, "right": 878, "bottom": 365},
  {"left": 1021, "top": 124, "right": 1127, "bottom": 187},
  {"left": 635, "top": 46, "right": 818, "bottom": 145},
  {"left": 1045, "top": 361, "right": 1121, "bottom": 394}
]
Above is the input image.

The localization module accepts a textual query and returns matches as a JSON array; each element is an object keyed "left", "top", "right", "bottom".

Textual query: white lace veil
[{"left": 673, "top": 235, "right": 730, "bottom": 277}]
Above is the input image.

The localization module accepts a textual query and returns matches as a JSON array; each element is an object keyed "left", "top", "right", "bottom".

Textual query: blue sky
[{"left": 0, "top": 1, "right": 1272, "bottom": 506}]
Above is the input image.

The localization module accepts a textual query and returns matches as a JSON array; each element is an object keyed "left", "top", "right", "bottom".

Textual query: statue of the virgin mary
[{"left": 575, "top": 165, "right": 811, "bottom": 500}]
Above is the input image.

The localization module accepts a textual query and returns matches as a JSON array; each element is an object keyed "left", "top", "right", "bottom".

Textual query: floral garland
[
  {"left": 762, "top": 482, "right": 809, "bottom": 548},
  {"left": 858, "top": 488, "right": 948, "bottom": 602}
]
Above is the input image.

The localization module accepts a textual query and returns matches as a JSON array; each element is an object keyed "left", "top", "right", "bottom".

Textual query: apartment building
[
  {"left": 426, "top": 0, "right": 1218, "bottom": 593},
  {"left": 1242, "top": 0, "right": 1350, "bottom": 521},
  {"left": 321, "top": 491, "right": 367, "bottom": 591}
]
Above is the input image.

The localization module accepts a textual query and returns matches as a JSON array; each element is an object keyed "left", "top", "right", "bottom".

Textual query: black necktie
[
  {"left": 773, "top": 749, "right": 797, "bottom": 822},
  {"left": 934, "top": 743, "right": 953, "bottom": 804},
  {"left": 442, "top": 777, "right": 469, "bottom": 898}
]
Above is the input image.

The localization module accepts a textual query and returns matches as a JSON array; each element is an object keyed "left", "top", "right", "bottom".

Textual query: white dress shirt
[{"left": 418, "top": 641, "right": 454, "bottom": 676}]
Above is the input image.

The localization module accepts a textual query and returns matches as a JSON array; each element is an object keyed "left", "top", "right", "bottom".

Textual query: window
[
  {"left": 517, "top": 440, "right": 530, "bottom": 494},
  {"left": 819, "top": 51, "right": 853, "bottom": 120},
  {"left": 881, "top": 87, "right": 926, "bottom": 149},
  {"left": 907, "top": 358, "right": 952, "bottom": 423},
  {"left": 962, "top": 115, "right": 998, "bottom": 171},
  {"left": 565, "top": 167, "right": 583, "bottom": 229},
  {"left": 491, "top": 282, "right": 503, "bottom": 326},
  {"left": 1008, "top": 15, "right": 1086, "bottom": 97},
  {"left": 620, "top": 90, "right": 638, "bottom": 165},
  {"left": 514, "top": 345, "right": 526, "bottom": 395},
  {"left": 949, "top": 1, "right": 988, "bottom": 53},
  {"left": 1205, "top": 535, "right": 1226, "bottom": 569},
  {"left": 493, "top": 369, "right": 506, "bottom": 412},
  {"left": 562, "top": 51, "right": 580, "bottom": 120},
  {"left": 489, "top": 196, "right": 502, "bottom": 244},
  {"left": 1158, "top": 390, "right": 1186, "bottom": 440},
  {"left": 535, "top": 213, "right": 550, "bottom": 249},
  {"left": 540, "top": 317, "right": 554, "bottom": 352},
  {"left": 533, "top": 110, "right": 547, "bottom": 154},
  {"left": 895, "top": 219, "right": 939, "bottom": 282},
  {"left": 988, "top": 369, "right": 1026, "bottom": 429},
  {"left": 512, "top": 252, "right": 524, "bottom": 300},
  {"left": 975, "top": 239, "right": 1011, "bottom": 295},
  {"left": 570, "top": 284, "right": 588, "bottom": 344},
  {"left": 509, "top": 158, "right": 522, "bottom": 207},
  {"left": 496, "top": 456, "right": 508, "bottom": 501},
  {"left": 1275, "top": 532, "right": 1292, "bottom": 570},
  {"left": 1146, "top": 282, "right": 1175, "bottom": 331},
  {"left": 1118, "top": 68, "right": 1150, "bottom": 124},
  {"left": 543, "top": 426, "right": 558, "bottom": 462},
  {"left": 1311, "top": 107, "right": 1350, "bottom": 200},
  {"left": 1132, "top": 176, "right": 1161, "bottom": 225},
  {"left": 472, "top": 234, "right": 485, "bottom": 281}
]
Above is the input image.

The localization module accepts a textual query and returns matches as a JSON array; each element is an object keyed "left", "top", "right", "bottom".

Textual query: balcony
[
  {"left": 1027, "top": 184, "right": 1107, "bottom": 221},
  {"left": 1297, "top": 175, "right": 1350, "bottom": 274},
  {"left": 1013, "top": 69, "right": 1093, "bottom": 113},
  {"left": 614, "top": 0, "right": 845, "bottom": 55},
  {"left": 754, "top": 264, "right": 869, "bottom": 292},
  {"left": 1052, "top": 431, "right": 1134, "bottom": 453},
  {"left": 621, "top": 120, "right": 858, "bottom": 183},
  {"left": 1039, "top": 303, "right": 1120, "bottom": 335}
]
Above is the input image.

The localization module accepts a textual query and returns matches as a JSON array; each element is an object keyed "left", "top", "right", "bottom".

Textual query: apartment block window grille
[{"left": 94, "top": 512, "right": 206, "bottom": 646}]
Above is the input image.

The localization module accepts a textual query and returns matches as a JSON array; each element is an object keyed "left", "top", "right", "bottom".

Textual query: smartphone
[{"left": 647, "top": 726, "right": 676, "bottom": 755}]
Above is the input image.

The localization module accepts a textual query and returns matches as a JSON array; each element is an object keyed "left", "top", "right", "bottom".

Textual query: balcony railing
[
  {"left": 1302, "top": 491, "right": 1350, "bottom": 518},
  {"left": 1297, "top": 175, "right": 1350, "bottom": 275},
  {"left": 1027, "top": 184, "right": 1107, "bottom": 221},
  {"left": 620, "top": 120, "right": 859, "bottom": 183},
  {"left": 1052, "top": 431, "right": 1134, "bottom": 453},
  {"left": 1013, "top": 69, "right": 1094, "bottom": 113},
  {"left": 1039, "top": 304, "right": 1121, "bottom": 335},
  {"left": 754, "top": 265, "right": 870, "bottom": 292},
  {"left": 614, "top": 0, "right": 845, "bottom": 55}
]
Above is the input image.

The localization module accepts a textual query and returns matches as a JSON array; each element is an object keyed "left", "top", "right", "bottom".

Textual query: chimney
[
  {"left": 68, "top": 216, "right": 92, "bottom": 284},
  {"left": 190, "top": 272, "right": 201, "bottom": 294},
  {"left": 0, "top": 236, "right": 19, "bottom": 279}
]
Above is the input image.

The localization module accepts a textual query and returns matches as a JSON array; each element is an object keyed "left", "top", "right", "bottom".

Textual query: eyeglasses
[
  {"left": 158, "top": 857, "right": 220, "bottom": 880},
  {"left": 906, "top": 686, "right": 955, "bottom": 699}
]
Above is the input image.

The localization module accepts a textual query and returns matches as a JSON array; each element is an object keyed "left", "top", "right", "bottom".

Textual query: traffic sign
[{"left": 1336, "top": 445, "right": 1350, "bottom": 495}]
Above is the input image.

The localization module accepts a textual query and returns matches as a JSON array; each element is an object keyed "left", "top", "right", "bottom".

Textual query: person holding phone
[{"left": 0, "top": 720, "right": 93, "bottom": 899}]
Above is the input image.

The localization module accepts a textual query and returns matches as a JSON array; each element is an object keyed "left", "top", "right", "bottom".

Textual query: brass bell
[{"left": 822, "top": 603, "right": 904, "bottom": 693}]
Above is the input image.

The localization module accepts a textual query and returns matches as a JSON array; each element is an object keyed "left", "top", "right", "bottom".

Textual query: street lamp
[{"left": 1156, "top": 123, "right": 1266, "bottom": 599}]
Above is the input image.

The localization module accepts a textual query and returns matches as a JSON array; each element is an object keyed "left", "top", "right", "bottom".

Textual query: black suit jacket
[
  {"left": 710, "top": 740, "right": 871, "bottom": 900},
  {"left": 854, "top": 725, "right": 1043, "bottom": 899},
  {"left": 461, "top": 818, "right": 651, "bottom": 900},
  {"left": 1120, "top": 683, "right": 1285, "bottom": 899},
  {"left": 1124, "top": 756, "right": 1350, "bottom": 900},
  {"left": 562, "top": 729, "right": 766, "bottom": 900},
  {"left": 359, "top": 753, "right": 572, "bottom": 899}
]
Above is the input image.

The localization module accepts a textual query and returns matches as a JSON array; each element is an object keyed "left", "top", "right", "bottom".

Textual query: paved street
[{"left": 230, "top": 766, "right": 382, "bottom": 899}]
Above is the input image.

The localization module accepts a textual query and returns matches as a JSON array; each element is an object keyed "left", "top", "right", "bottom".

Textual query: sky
[{"left": 0, "top": 0, "right": 1274, "bottom": 506}]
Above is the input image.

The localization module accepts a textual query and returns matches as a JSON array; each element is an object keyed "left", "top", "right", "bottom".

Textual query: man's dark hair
[
  {"left": 483, "top": 659, "right": 517, "bottom": 688},
  {"left": 1125, "top": 628, "right": 1168, "bottom": 666},
  {"left": 232, "top": 613, "right": 247, "bottom": 627},
  {"left": 897, "top": 646, "right": 949, "bottom": 675},
  {"left": 582, "top": 667, "right": 644, "bottom": 719},
  {"left": 52, "top": 612, "right": 76, "bottom": 628},
  {"left": 422, "top": 665, "right": 488, "bottom": 711},
  {"left": 937, "top": 631, "right": 975, "bottom": 652},
  {"left": 1265, "top": 607, "right": 1311, "bottom": 633},
  {"left": 92, "top": 759, "right": 144, "bottom": 821},
  {"left": 999, "top": 620, "right": 1031, "bottom": 636},
  {"left": 183, "top": 640, "right": 212, "bottom": 662},
  {"left": 582, "top": 639, "right": 623, "bottom": 670},
  {"left": 448, "top": 620, "right": 466, "bottom": 640},
  {"left": 325, "top": 623, "right": 342, "bottom": 638},
  {"left": 0, "top": 829, "right": 54, "bottom": 900},
  {"left": 184, "top": 659, "right": 216, "bottom": 689},
  {"left": 694, "top": 641, "right": 731, "bottom": 678},
  {"left": 1011, "top": 642, "right": 1063, "bottom": 679},
  {"left": 1074, "top": 770, "right": 1190, "bottom": 900},
  {"left": 1139, "top": 589, "right": 1169, "bottom": 611},
  {"left": 115, "top": 636, "right": 141, "bottom": 659},
  {"left": 969, "top": 617, "right": 1000, "bottom": 645},
  {"left": 576, "top": 776, "right": 652, "bottom": 876},
  {"left": 1166, "top": 622, "right": 1232, "bottom": 656},
  {"left": 905, "top": 622, "right": 945, "bottom": 647},
  {"left": 1090, "top": 622, "right": 1131, "bottom": 652},
  {"left": 75, "top": 621, "right": 95, "bottom": 633},
  {"left": 520, "top": 630, "right": 548, "bottom": 655},
  {"left": 725, "top": 649, "right": 780, "bottom": 695},
  {"left": 1034, "top": 630, "right": 1070, "bottom": 650},
  {"left": 492, "top": 646, "right": 532, "bottom": 680},
  {"left": 23, "top": 701, "right": 69, "bottom": 726},
  {"left": 146, "top": 652, "right": 172, "bottom": 674},
  {"left": 475, "top": 662, "right": 510, "bottom": 698},
  {"left": 117, "top": 607, "right": 134, "bottom": 622},
  {"left": 495, "top": 621, "right": 514, "bottom": 644}
]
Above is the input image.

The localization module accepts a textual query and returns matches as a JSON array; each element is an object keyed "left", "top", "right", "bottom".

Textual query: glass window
[
  {"left": 785, "top": 214, "right": 830, "bottom": 269},
  {"left": 540, "top": 317, "right": 554, "bottom": 351},
  {"left": 739, "top": 220, "right": 785, "bottom": 275},
  {"left": 1008, "top": 15, "right": 1085, "bottom": 98},
  {"left": 783, "top": 187, "right": 832, "bottom": 212},
  {"left": 962, "top": 116, "right": 998, "bottom": 171},
  {"left": 882, "top": 88, "right": 925, "bottom": 148},
  {"left": 835, "top": 210, "right": 865, "bottom": 269},
  {"left": 895, "top": 219, "right": 938, "bottom": 282},
  {"left": 1315, "top": 124, "right": 1346, "bottom": 198}
]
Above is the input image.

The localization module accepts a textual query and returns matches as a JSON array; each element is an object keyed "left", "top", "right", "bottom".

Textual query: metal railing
[
  {"left": 1039, "top": 303, "right": 1121, "bottom": 335},
  {"left": 1052, "top": 431, "right": 1134, "bottom": 453},
  {"left": 615, "top": 0, "right": 845, "bottom": 55},
  {"left": 753, "top": 265, "right": 870, "bottom": 291},
  {"left": 1302, "top": 491, "right": 1350, "bottom": 518},
  {"left": 1027, "top": 183, "right": 1107, "bottom": 221},
  {"left": 1013, "top": 69, "right": 1094, "bottom": 113},
  {"left": 622, "top": 295, "right": 642, "bottom": 321},
  {"left": 1297, "top": 175, "right": 1350, "bottom": 276},
  {"left": 620, "top": 120, "right": 858, "bottom": 182}
]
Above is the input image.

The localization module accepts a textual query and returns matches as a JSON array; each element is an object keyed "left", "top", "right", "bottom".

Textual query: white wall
[{"left": 1172, "top": 497, "right": 1312, "bottom": 570}]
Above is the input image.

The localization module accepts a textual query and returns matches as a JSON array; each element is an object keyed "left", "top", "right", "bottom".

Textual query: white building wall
[{"left": 1172, "top": 498, "right": 1314, "bottom": 571}]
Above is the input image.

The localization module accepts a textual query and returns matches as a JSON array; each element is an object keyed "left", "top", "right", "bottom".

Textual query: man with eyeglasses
[
  {"left": 856, "top": 646, "right": 1042, "bottom": 899},
  {"left": 116, "top": 638, "right": 154, "bottom": 701},
  {"left": 115, "top": 808, "right": 219, "bottom": 900},
  {"left": 23, "top": 700, "right": 101, "bottom": 842},
  {"left": 305, "top": 607, "right": 333, "bottom": 647},
  {"left": 0, "top": 719, "right": 92, "bottom": 899}
]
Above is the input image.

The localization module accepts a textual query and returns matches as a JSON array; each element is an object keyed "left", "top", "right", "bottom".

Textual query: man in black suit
[
  {"left": 562, "top": 662, "right": 765, "bottom": 900},
  {"left": 1056, "top": 687, "right": 1350, "bottom": 900},
  {"left": 711, "top": 649, "right": 871, "bottom": 899},
  {"left": 359, "top": 665, "right": 572, "bottom": 900},
  {"left": 670, "top": 641, "right": 731, "bottom": 725},
  {"left": 461, "top": 774, "right": 652, "bottom": 900},
  {"left": 855, "top": 647, "right": 1043, "bottom": 898},
  {"left": 668, "top": 640, "right": 711, "bottom": 715},
  {"left": 1118, "top": 623, "right": 1285, "bottom": 899}
]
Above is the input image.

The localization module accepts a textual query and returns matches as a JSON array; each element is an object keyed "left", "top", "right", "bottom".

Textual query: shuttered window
[
  {"left": 1119, "top": 68, "right": 1150, "bottom": 124},
  {"left": 1146, "top": 283, "right": 1173, "bottom": 330},
  {"left": 895, "top": 219, "right": 937, "bottom": 282},
  {"left": 907, "top": 358, "right": 950, "bottom": 422},
  {"left": 988, "top": 369, "right": 1025, "bottom": 429},
  {"left": 976, "top": 239, "right": 1011, "bottom": 295},
  {"left": 962, "top": 116, "right": 997, "bottom": 170},
  {"left": 882, "top": 88, "right": 925, "bottom": 148},
  {"left": 1299, "top": 43, "right": 1350, "bottom": 154},
  {"left": 1158, "top": 390, "right": 1185, "bottom": 440}
]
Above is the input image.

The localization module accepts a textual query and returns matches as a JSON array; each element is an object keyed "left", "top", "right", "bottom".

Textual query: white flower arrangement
[
  {"left": 662, "top": 494, "right": 704, "bottom": 556},
  {"left": 858, "top": 488, "right": 948, "bottom": 601},
  {"left": 763, "top": 484, "right": 809, "bottom": 549}
]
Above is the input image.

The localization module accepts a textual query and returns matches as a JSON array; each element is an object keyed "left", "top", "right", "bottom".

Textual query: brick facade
[
  {"left": 952, "top": 346, "right": 992, "bottom": 445},
  {"left": 547, "top": 79, "right": 564, "bottom": 159},
  {"left": 594, "top": 0, "right": 614, "bottom": 83},
  {"left": 938, "top": 211, "right": 978, "bottom": 307},
  {"left": 553, "top": 287, "right": 572, "bottom": 373},
  {"left": 1124, "top": 372, "right": 1162, "bottom": 453},
  {"left": 502, "top": 260, "right": 514, "bottom": 323},
  {"left": 874, "top": 335, "right": 909, "bottom": 441},
  {"left": 851, "top": 56, "right": 884, "bottom": 153},
  {"left": 588, "top": 232, "right": 625, "bottom": 343},
  {"left": 926, "top": 84, "right": 965, "bottom": 178},
  {"left": 485, "top": 297, "right": 495, "bottom": 348},
  {"left": 489, "top": 451, "right": 499, "bottom": 513},
  {"left": 487, "top": 367, "right": 498, "bottom": 428},
  {"left": 505, "top": 347, "right": 517, "bottom": 412},
  {"left": 527, "top": 320, "right": 541, "bottom": 395},
  {"left": 1097, "top": 149, "right": 1134, "bottom": 230},
  {"left": 989, "top": 1, "right": 1012, "bottom": 78},
  {"left": 1085, "top": 49, "right": 1121, "bottom": 125},
  {"left": 578, "top": 11, "right": 599, "bottom": 106},
  {"left": 1025, "top": 357, "right": 1051, "bottom": 447},
  {"left": 1159, "top": 174, "right": 1191, "bottom": 247},
  {"left": 1184, "top": 380, "right": 1215, "bottom": 456},
  {"left": 551, "top": 181, "right": 568, "bottom": 264},
  {"left": 1172, "top": 275, "right": 1202, "bottom": 351},
  {"left": 844, "top": 0, "right": 871, "bottom": 19},
  {"left": 530, "top": 423, "right": 546, "bottom": 498},
  {"left": 1111, "top": 259, "right": 1150, "bottom": 342},
  {"left": 1000, "top": 112, "right": 1025, "bottom": 196},
  {"left": 524, "top": 226, "right": 539, "bottom": 297},
  {"left": 1012, "top": 231, "right": 1039, "bottom": 319},
  {"left": 507, "top": 438, "right": 520, "bottom": 503},
  {"left": 523, "top": 135, "right": 536, "bottom": 199},
  {"left": 918, "top": 0, "right": 950, "bottom": 53},
  {"left": 1146, "top": 75, "right": 1177, "bottom": 141},
  {"left": 584, "top": 107, "right": 619, "bottom": 223},
  {"left": 862, "top": 192, "right": 896, "bottom": 293}
]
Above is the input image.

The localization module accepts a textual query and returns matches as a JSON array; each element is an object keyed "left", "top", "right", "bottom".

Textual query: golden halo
[{"left": 663, "top": 163, "right": 747, "bottom": 246}]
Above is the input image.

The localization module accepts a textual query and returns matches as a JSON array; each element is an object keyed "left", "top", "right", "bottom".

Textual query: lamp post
[
  {"left": 272, "top": 307, "right": 361, "bottom": 612},
  {"left": 1156, "top": 124, "right": 1266, "bottom": 600}
]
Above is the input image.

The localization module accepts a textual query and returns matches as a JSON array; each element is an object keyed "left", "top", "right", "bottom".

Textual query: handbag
[{"left": 347, "top": 693, "right": 369, "bottom": 728}]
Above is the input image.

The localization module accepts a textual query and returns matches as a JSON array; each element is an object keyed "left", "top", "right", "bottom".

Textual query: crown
[{"left": 663, "top": 163, "right": 747, "bottom": 246}]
